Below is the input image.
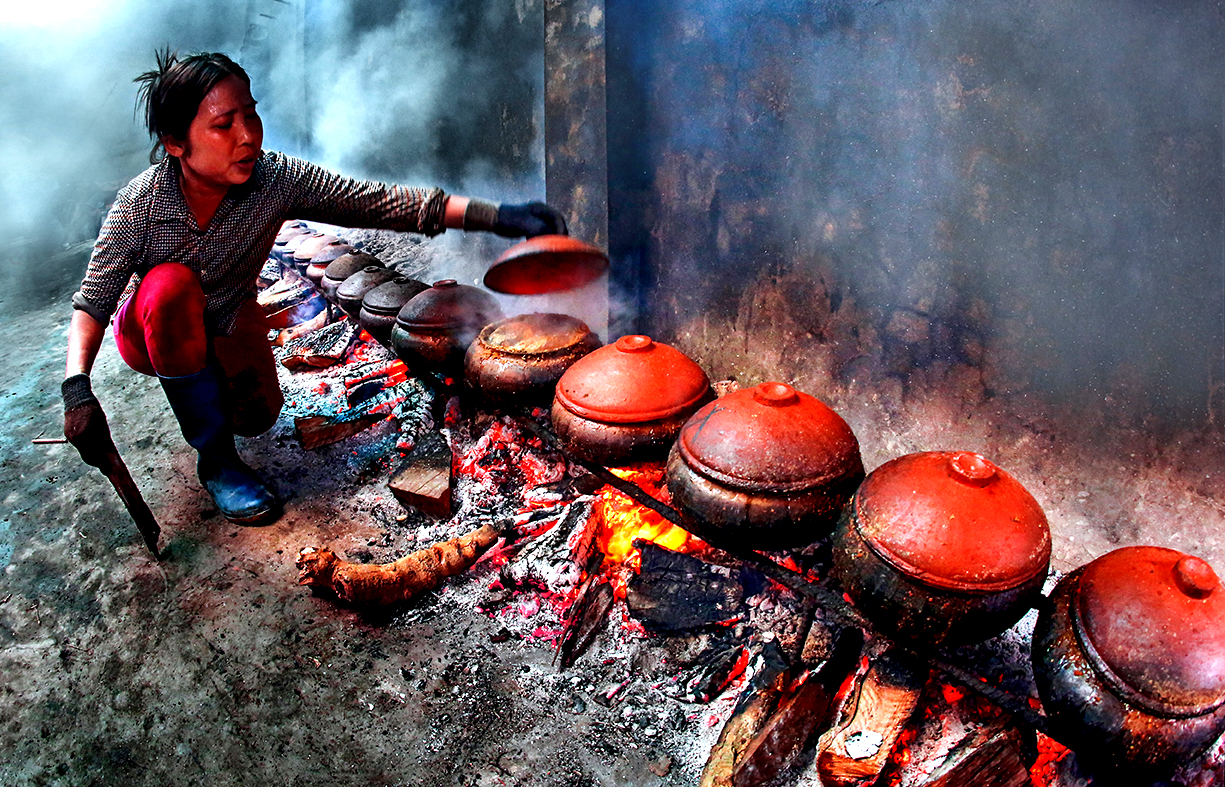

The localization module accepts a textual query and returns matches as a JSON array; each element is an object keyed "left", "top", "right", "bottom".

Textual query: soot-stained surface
[
  {"left": 5, "top": 288, "right": 1225, "bottom": 787},
  {"left": 0, "top": 299, "right": 695, "bottom": 787}
]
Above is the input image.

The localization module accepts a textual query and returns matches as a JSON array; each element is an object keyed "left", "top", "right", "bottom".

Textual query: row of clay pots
[
  {"left": 297, "top": 232, "right": 601, "bottom": 404},
  {"left": 272, "top": 225, "right": 1224, "bottom": 776},
  {"left": 546, "top": 332, "right": 1225, "bottom": 778}
]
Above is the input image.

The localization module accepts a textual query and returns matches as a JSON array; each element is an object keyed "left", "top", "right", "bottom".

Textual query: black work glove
[
  {"left": 62, "top": 374, "right": 117, "bottom": 469},
  {"left": 464, "top": 198, "right": 568, "bottom": 238}
]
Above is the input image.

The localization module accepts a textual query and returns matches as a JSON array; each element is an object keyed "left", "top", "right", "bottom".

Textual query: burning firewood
[
  {"left": 296, "top": 524, "right": 499, "bottom": 606},
  {"left": 501, "top": 499, "right": 598, "bottom": 594},
  {"left": 922, "top": 726, "right": 1030, "bottom": 787},
  {"left": 271, "top": 308, "right": 330, "bottom": 347},
  {"left": 626, "top": 541, "right": 746, "bottom": 633},
  {"left": 258, "top": 275, "right": 324, "bottom": 328},
  {"left": 816, "top": 648, "right": 928, "bottom": 787},
  {"left": 279, "top": 319, "right": 356, "bottom": 370},
  {"left": 555, "top": 552, "right": 614, "bottom": 669},
  {"left": 730, "top": 627, "right": 864, "bottom": 787},
  {"left": 700, "top": 639, "right": 792, "bottom": 787}
]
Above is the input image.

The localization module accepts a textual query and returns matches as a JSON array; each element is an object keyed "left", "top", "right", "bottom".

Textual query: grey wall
[
  {"left": 0, "top": 0, "right": 545, "bottom": 314},
  {"left": 606, "top": 0, "right": 1225, "bottom": 431}
]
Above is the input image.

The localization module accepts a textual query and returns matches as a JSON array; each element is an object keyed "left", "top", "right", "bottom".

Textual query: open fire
[
  {"left": 595, "top": 466, "right": 693, "bottom": 571},
  {"left": 269, "top": 224, "right": 1224, "bottom": 787}
]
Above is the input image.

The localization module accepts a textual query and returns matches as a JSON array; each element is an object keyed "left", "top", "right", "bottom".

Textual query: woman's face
[{"left": 165, "top": 74, "right": 263, "bottom": 193}]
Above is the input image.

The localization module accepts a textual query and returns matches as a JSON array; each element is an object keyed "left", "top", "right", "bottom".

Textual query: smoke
[
  {"left": 0, "top": 0, "right": 544, "bottom": 314},
  {"left": 608, "top": 0, "right": 1225, "bottom": 426}
]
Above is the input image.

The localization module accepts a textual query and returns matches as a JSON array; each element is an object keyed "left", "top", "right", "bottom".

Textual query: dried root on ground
[{"left": 296, "top": 524, "right": 499, "bottom": 606}]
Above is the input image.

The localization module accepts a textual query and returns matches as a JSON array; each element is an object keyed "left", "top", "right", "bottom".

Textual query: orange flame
[{"left": 595, "top": 466, "right": 691, "bottom": 568}]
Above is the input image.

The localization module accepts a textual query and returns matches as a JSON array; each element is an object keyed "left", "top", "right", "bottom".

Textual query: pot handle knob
[
  {"left": 1174, "top": 556, "right": 1219, "bottom": 599},
  {"left": 752, "top": 382, "right": 799, "bottom": 407},
  {"left": 948, "top": 452, "right": 997, "bottom": 485},
  {"left": 615, "top": 335, "right": 655, "bottom": 352}
]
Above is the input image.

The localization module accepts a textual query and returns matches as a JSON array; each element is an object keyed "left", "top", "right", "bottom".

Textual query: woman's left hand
[{"left": 494, "top": 202, "right": 568, "bottom": 238}]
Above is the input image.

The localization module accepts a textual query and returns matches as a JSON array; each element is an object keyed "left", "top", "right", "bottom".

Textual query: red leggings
[{"left": 114, "top": 262, "right": 283, "bottom": 435}]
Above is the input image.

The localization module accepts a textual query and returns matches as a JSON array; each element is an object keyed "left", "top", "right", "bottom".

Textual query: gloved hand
[
  {"left": 464, "top": 199, "right": 568, "bottom": 238},
  {"left": 62, "top": 374, "right": 117, "bottom": 469}
]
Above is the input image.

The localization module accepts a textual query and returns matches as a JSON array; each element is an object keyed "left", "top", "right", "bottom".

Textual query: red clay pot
[
  {"left": 1032, "top": 546, "right": 1225, "bottom": 777},
  {"left": 831, "top": 451, "right": 1051, "bottom": 647},
  {"left": 665, "top": 382, "right": 864, "bottom": 549},
  {"left": 551, "top": 335, "right": 713, "bottom": 466}
]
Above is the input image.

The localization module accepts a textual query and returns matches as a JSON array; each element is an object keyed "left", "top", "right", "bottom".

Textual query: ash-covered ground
[{"left": 2, "top": 228, "right": 1223, "bottom": 787}]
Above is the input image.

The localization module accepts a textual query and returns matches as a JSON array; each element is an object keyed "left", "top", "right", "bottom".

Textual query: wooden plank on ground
[{"left": 389, "top": 431, "right": 452, "bottom": 517}]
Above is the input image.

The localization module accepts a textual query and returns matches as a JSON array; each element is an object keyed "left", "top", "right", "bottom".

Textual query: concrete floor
[{"left": 3, "top": 295, "right": 1224, "bottom": 787}]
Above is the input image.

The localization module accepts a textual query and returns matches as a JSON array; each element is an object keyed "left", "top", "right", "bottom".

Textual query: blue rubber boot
[{"left": 159, "top": 367, "right": 280, "bottom": 525}]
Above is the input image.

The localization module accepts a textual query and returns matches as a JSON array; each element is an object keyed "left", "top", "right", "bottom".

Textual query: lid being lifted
[{"left": 484, "top": 235, "right": 609, "bottom": 295}]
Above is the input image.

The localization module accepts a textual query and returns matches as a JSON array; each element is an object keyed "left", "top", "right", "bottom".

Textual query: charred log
[
  {"left": 700, "top": 639, "right": 792, "bottom": 787},
  {"left": 731, "top": 627, "right": 864, "bottom": 787},
  {"left": 626, "top": 541, "right": 746, "bottom": 633}
]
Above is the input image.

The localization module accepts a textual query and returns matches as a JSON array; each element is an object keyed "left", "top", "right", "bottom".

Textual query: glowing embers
[
  {"left": 594, "top": 464, "right": 692, "bottom": 570},
  {"left": 453, "top": 417, "right": 567, "bottom": 501}
]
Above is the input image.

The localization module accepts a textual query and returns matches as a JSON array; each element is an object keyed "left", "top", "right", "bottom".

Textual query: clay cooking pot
[
  {"left": 272, "top": 222, "right": 310, "bottom": 261},
  {"left": 464, "top": 312, "right": 602, "bottom": 405},
  {"left": 277, "top": 230, "right": 317, "bottom": 264},
  {"left": 292, "top": 233, "right": 340, "bottom": 273},
  {"left": 305, "top": 243, "right": 355, "bottom": 286},
  {"left": 665, "top": 382, "right": 864, "bottom": 550},
  {"left": 1031, "top": 546, "right": 1225, "bottom": 777},
  {"left": 321, "top": 251, "right": 383, "bottom": 303},
  {"left": 551, "top": 335, "right": 714, "bottom": 466},
  {"left": 390, "top": 280, "right": 504, "bottom": 374},
  {"left": 358, "top": 276, "right": 430, "bottom": 345},
  {"left": 337, "top": 266, "right": 400, "bottom": 320},
  {"left": 830, "top": 451, "right": 1051, "bottom": 647}
]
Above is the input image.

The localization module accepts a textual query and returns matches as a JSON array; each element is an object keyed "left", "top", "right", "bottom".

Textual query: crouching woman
[{"left": 62, "top": 51, "right": 564, "bottom": 525}]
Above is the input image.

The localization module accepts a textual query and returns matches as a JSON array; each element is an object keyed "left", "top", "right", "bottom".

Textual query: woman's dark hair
[{"left": 134, "top": 48, "right": 251, "bottom": 163}]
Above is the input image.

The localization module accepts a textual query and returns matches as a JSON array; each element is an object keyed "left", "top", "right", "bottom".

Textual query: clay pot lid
[
  {"left": 308, "top": 243, "right": 354, "bottom": 266},
  {"left": 484, "top": 235, "right": 609, "bottom": 295},
  {"left": 275, "top": 222, "right": 309, "bottom": 244},
  {"left": 282, "top": 231, "right": 316, "bottom": 254},
  {"left": 554, "top": 335, "right": 711, "bottom": 424},
  {"left": 853, "top": 451, "right": 1051, "bottom": 593},
  {"left": 676, "top": 382, "right": 863, "bottom": 493},
  {"left": 395, "top": 279, "right": 503, "bottom": 330},
  {"left": 1073, "top": 546, "right": 1225, "bottom": 715},
  {"left": 323, "top": 251, "right": 383, "bottom": 283},
  {"left": 478, "top": 313, "right": 595, "bottom": 356},
  {"left": 362, "top": 276, "right": 430, "bottom": 316},
  {"left": 337, "top": 266, "right": 399, "bottom": 301},
  {"left": 293, "top": 233, "right": 340, "bottom": 261}
]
